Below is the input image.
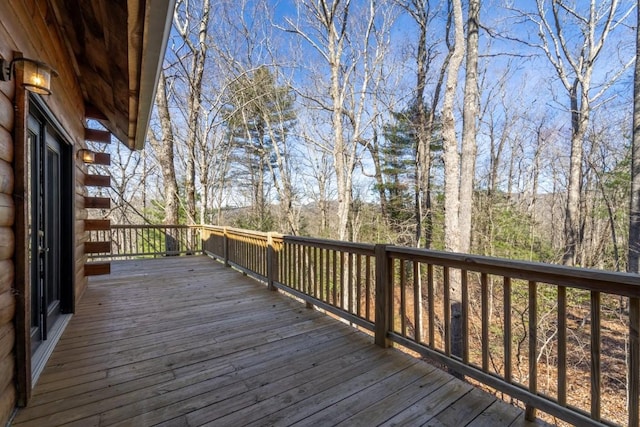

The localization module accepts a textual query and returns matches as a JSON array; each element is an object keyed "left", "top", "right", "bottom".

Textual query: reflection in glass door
[
  {"left": 28, "top": 116, "right": 65, "bottom": 354},
  {"left": 44, "top": 135, "right": 62, "bottom": 337}
]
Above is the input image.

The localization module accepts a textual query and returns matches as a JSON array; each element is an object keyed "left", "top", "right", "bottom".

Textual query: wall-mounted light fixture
[
  {"left": 78, "top": 149, "right": 96, "bottom": 164},
  {"left": 0, "top": 55, "right": 58, "bottom": 95}
]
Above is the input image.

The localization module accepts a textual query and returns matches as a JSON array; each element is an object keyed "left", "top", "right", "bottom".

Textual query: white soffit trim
[{"left": 132, "top": 0, "right": 175, "bottom": 150}]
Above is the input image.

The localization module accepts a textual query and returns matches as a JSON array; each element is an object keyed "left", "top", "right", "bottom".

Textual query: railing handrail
[
  {"left": 87, "top": 224, "right": 202, "bottom": 260},
  {"left": 109, "top": 224, "right": 198, "bottom": 229},
  {"left": 285, "top": 235, "right": 376, "bottom": 255},
  {"left": 388, "top": 245, "right": 640, "bottom": 297}
]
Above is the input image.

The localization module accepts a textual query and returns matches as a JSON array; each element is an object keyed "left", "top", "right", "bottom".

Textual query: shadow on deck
[{"left": 13, "top": 256, "right": 545, "bottom": 426}]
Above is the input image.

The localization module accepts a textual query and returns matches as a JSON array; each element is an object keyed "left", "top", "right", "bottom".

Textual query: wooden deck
[{"left": 12, "top": 256, "right": 542, "bottom": 427}]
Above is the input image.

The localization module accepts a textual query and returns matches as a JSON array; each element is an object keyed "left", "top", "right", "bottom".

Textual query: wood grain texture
[
  {"left": 84, "top": 197, "right": 110, "bottom": 209},
  {"left": 3, "top": 0, "right": 85, "bottom": 141},
  {"left": 0, "top": 92, "right": 13, "bottom": 132},
  {"left": 93, "top": 152, "right": 110, "bottom": 166},
  {"left": 84, "top": 241, "right": 110, "bottom": 254},
  {"left": 0, "top": 193, "right": 14, "bottom": 226},
  {"left": 84, "top": 104, "right": 108, "bottom": 121},
  {"left": 84, "top": 128, "right": 110, "bottom": 143},
  {"left": 84, "top": 219, "right": 110, "bottom": 231},
  {"left": 0, "top": 290, "right": 15, "bottom": 326},
  {"left": 0, "top": 0, "right": 90, "bottom": 411},
  {"left": 0, "top": 260, "right": 13, "bottom": 295},
  {"left": 0, "top": 352, "right": 14, "bottom": 397},
  {"left": 0, "top": 227, "right": 14, "bottom": 260},
  {"left": 0, "top": 323, "right": 15, "bottom": 359},
  {"left": 84, "top": 262, "right": 110, "bottom": 276},
  {"left": 0, "top": 127, "right": 12, "bottom": 162},
  {"left": 0, "top": 160, "right": 14, "bottom": 195},
  {"left": 9, "top": 22, "right": 30, "bottom": 408},
  {"left": 12, "top": 256, "right": 540, "bottom": 427},
  {"left": 84, "top": 174, "right": 110, "bottom": 187},
  {"left": 0, "top": 382, "right": 16, "bottom": 427}
]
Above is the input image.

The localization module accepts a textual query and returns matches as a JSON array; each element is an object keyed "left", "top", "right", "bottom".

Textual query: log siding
[{"left": 0, "top": 1, "right": 88, "bottom": 423}]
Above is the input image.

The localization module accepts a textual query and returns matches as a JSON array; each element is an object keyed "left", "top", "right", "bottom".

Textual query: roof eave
[{"left": 129, "top": 0, "right": 175, "bottom": 150}]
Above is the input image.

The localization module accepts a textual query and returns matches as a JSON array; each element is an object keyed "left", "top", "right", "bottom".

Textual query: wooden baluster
[
  {"left": 558, "top": 285, "right": 567, "bottom": 406},
  {"left": 319, "top": 247, "right": 325, "bottom": 301},
  {"left": 591, "top": 291, "right": 601, "bottom": 421},
  {"left": 629, "top": 297, "right": 639, "bottom": 427},
  {"left": 356, "top": 254, "right": 362, "bottom": 318},
  {"left": 348, "top": 252, "right": 354, "bottom": 314},
  {"left": 462, "top": 270, "right": 469, "bottom": 364},
  {"left": 267, "top": 233, "right": 275, "bottom": 291},
  {"left": 285, "top": 242, "right": 290, "bottom": 287},
  {"left": 444, "top": 266, "right": 451, "bottom": 356},
  {"left": 481, "top": 272, "right": 488, "bottom": 371},
  {"left": 525, "top": 280, "right": 538, "bottom": 421},
  {"left": 366, "top": 255, "right": 371, "bottom": 321},
  {"left": 340, "top": 251, "right": 345, "bottom": 309},
  {"left": 400, "top": 259, "right": 406, "bottom": 337},
  {"left": 504, "top": 277, "right": 512, "bottom": 383},
  {"left": 298, "top": 244, "right": 303, "bottom": 291},
  {"left": 313, "top": 246, "right": 318, "bottom": 297},
  {"left": 428, "top": 264, "right": 435, "bottom": 348},
  {"left": 414, "top": 260, "right": 422, "bottom": 343},
  {"left": 306, "top": 246, "right": 313, "bottom": 308},
  {"left": 326, "top": 248, "right": 331, "bottom": 303},
  {"left": 331, "top": 251, "right": 339, "bottom": 307},
  {"left": 223, "top": 227, "right": 229, "bottom": 267}
]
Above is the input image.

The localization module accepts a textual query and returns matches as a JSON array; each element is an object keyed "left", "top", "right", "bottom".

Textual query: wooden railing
[
  {"left": 87, "top": 225, "right": 201, "bottom": 259},
  {"left": 201, "top": 226, "right": 377, "bottom": 330},
  {"left": 106, "top": 224, "right": 640, "bottom": 426}
]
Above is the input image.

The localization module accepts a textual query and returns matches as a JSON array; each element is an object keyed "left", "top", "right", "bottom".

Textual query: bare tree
[
  {"left": 459, "top": 0, "right": 480, "bottom": 254},
  {"left": 149, "top": 71, "right": 180, "bottom": 226},
  {"left": 441, "top": 0, "right": 465, "bottom": 359},
  {"left": 173, "top": 0, "right": 211, "bottom": 224},
  {"left": 395, "top": 0, "right": 451, "bottom": 249},
  {"left": 630, "top": 4, "right": 640, "bottom": 274},
  {"left": 532, "top": 0, "right": 635, "bottom": 265},
  {"left": 290, "top": 0, "right": 354, "bottom": 240},
  {"left": 285, "top": 0, "right": 392, "bottom": 241}
]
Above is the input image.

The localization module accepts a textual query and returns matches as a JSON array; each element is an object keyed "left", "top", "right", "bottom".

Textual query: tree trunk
[
  {"left": 442, "top": 0, "right": 465, "bottom": 362},
  {"left": 177, "top": 0, "right": 211, "bottom": 225},
  {"left": 149, "top": 72, "right": 180, "bottom": 254},
  {"left": 414, "top": 4, "right": 430, "bottom": 249},
  {"left": 459, "top": 0, "right": 480, "bottom": 255},
  {"left": 369, "top": 130, "right": 389, "bottom": 223},
  {"left": 150, "top": 72, "right": 180, "bottom": 226},
  {"left": 629, "top": 5, "right": 640, "bottom": 274},
  {"left": 402, "top": 0, "right": 449, "bottom": 249},
  {"left": 328, "top": 4, "right": 351, "bottom": 242},
  {"left": 562, "top": 80, "right": 589, "bottom": 266}
]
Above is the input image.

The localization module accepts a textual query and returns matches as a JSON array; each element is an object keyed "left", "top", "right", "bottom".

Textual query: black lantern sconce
[
  {"left": 0, "top": 55, "right": 58, "bottom": 95},
  {"left": 78, "top": 149, "right": 96, "bottom": 164}
]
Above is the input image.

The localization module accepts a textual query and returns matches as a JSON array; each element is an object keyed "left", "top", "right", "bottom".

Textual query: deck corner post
[
  {"left": 267, "top": 232, "right": 276, "bottom": 291},
  {"left": 374, "top": 244, "right": 391, "bottom": 348},
  {"left": 197, "top": 225, "right": 204, "bottom": 255},
  {"left": 223, "top": 227, "right": 230, "bottom": 267}
]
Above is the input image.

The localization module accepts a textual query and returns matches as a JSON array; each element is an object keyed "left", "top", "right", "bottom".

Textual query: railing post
[
  {"left": 375, "top": 244, "right": 391, "bottom": 348},
  {"left": 223, "top": 227, "right": 229, "bottom": 267},
  {"left": 267, "top": 233, "right": 277, "bottom": 291}
]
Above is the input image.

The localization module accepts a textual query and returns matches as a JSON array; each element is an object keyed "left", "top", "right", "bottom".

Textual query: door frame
[{"left": 13, "top": 93, "right": 76, "bottom": 405}]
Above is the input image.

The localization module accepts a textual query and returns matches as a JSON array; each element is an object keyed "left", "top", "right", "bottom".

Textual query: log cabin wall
[{"left": 0, "top": 1, "right": 90, "bottom": 423}]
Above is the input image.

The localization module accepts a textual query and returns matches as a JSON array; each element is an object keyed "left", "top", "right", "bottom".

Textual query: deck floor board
[{"left": 13, "top": 256, "right": 543, "bottom": 426}]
